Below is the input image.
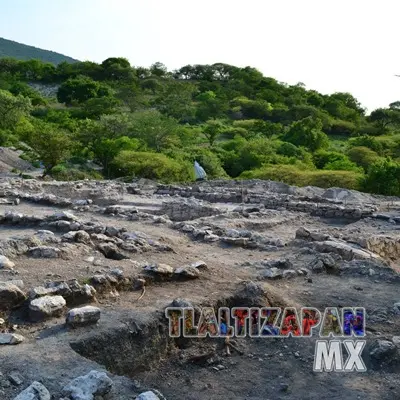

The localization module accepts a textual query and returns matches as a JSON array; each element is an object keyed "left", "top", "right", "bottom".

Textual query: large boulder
[
  {"left": 62, "top": 370, "right": 113, "bottom": 400},
  {"left": 29, "top": 295, "right": 66, "bottom": 321},
  {"left": 66, "top": 306, "right": 101, "bottom": 327},
  {"left": 13, "top": 381, "right": 51, "bottom": 400},
  {"left": 0, "top": 282, "right": 26, "bottom": 310}
]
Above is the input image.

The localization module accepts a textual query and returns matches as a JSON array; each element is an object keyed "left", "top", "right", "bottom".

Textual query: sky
[{"left": 1, "top": 0, "right": 400, "bottom": 113}]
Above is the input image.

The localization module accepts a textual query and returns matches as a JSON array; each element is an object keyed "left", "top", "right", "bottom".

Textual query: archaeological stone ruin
[{"left": 0, "top": 177, "right": 399, "bottom": 399}]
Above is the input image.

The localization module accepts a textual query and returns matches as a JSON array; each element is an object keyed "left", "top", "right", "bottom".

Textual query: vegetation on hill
[
  {"left": 0, "top": 37, "right": 78, "bottom": 64},
  {"left": 0, "top": 56, "right": 399, "bottom": 195}
]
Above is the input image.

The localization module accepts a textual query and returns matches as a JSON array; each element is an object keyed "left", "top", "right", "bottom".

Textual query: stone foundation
[{"left": 161, "top": 199, "right": 222, "bottom": 221}]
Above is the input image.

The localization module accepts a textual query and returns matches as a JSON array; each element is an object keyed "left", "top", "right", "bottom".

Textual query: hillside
[
  {"left": 0, "top": 37, "right": 78, "bottom": 64},
  {"left": 0, "top": 56, "right": 399, "bottom": 195}
]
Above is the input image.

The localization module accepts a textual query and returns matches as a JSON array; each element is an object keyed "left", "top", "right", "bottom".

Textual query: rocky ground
[{"left": 0, "top": 177, "right": 399, "bottom": 400}]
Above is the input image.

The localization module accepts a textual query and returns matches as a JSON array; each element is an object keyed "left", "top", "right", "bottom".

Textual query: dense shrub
[
  {"left": 347, "top": 146, "right": 381, "bottom": 171},
  {"left": 363, "top": 159, "right": 400, "bottom": 196},
  {"left": 284, "top": 117, "right": 329, "bottom": 152},
  {"left": 348, "top": 135, "right": 383, "bottom": 154},
  {"left": 50, "top": 165, "right": 103, "bottom": 181},
  {"left": 276, "top": 142, "right": 303, "bottom": 158},
  {"left": 313, "top": 150, "right": 349, "bottom": 169},
  {"left": 240, "top": 165, "right": 363, "bottom": 190},
  {"left": 324, "top": 119, "right": 357, "bottom": 136},
  {"left": 111, "top": 151, "right": 193, "bottom": 183},
  {"left": 166, "top": 147, "right": 228, "bottom": 179}
]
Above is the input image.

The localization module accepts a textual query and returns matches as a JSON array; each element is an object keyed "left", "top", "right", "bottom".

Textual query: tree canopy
[{"left": 0, "top": 56, "right": 399, "bottom": 194}]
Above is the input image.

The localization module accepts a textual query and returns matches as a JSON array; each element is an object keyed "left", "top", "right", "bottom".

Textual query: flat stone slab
[
  {"left": 314, "top": 240, "right": 380, "bottom": 261},
  {"left": 0, "top": 333, "right": 24, "bottom": 345}
]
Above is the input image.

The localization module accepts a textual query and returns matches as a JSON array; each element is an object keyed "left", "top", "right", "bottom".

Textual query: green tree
[
  {"left": 284, "top": 117, "right": 329, "bottom": 152},
  {"left": 150, "top": 62, "right": 168, "bottom": 77},
  {"left": 9, "top": 82, "right": 47, "bottom": 106},
  {"left": 153, "top": 81, "right": 196, "bottom": 121},
  {"left": 101, "top": 58, "right": 135, "bottom": 81},
  {"left": 0, "top": 89, "right": 32, "bottom": 130},
  {"left": 57, "top": 75, "right": 112, "bottom": 105},
  {"left": 28, "top": 122, "right": 73, "bottom": 174},
  {"left": 81, "top": 96, "right": 121, "bottom": 119},
  {"left": 116, "top": 82, "right": 144, "bottom": 112},
  {"left": 363, "top": 159, "right": 400, "bottom": 196},
  {"left": 252, "top": 120, "right": 283, "bottom": 138},
  {"left": 203, "top": 119, "right": 225, "bottom": 146},
  {"left": 196, "top": 91, "right": 227, "bottom": 121},
  {"left": 220, "top": 137, "right": 276, "bottom": 177},
  {"left": 129, "top": 110, "right": 180, "bottom": 151},
  {"left": 93, "top": 136, "right": 140, "bottom": 177},
  {"left": 368, "top": 108, "right": 400, "bottom": 130}
]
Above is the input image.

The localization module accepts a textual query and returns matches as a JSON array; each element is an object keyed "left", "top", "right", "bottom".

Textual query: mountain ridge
[{"left": 0, "top": 37, "right": 78, "bottom": 64}]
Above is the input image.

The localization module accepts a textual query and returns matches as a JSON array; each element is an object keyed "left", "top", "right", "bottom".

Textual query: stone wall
[
  {"left": 366, "top": 235, "right": 400, "bottom": 261},
  {"left": 161, "top": 199, "right": 223, "bottom": 221},
  {"left": 156, "top": 185, "right": 245, "bottom": 203},
  {"left": 155, "top": 185, "right": 378, "bottom": 220}
]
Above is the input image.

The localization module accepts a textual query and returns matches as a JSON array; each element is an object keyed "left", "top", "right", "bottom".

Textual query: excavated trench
[{"left": 69, "top": 284, "right": 284, "bottom": 377}]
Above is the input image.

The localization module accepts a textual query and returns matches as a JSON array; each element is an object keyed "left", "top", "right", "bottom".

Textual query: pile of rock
[{"left": 29, "top": 279, "right": 97, "bottom": 306}]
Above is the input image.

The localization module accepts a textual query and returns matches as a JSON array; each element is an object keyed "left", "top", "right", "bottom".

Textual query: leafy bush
[
  {"left": 363, "top": 159, "right": 400, "bottom": 196},
  {"left": 50, "top": 165, "right": 103, "bottom": 181},
  {"left": 111, "top": 151, "right": 193, "bottom": 183},
  {"left": 348, "top": 135, "right": 383, "bottom": 154},
  {"left": 324, "top": 119, "right": 357, "bottom": 136},
  {"left": 240, "top": 165, "right": 363, "bottom": 190},
  {"left": 277, "top": 142, "right": 303, "bottom": 158},
  {"left": 347, "top": 146, "right": 381, "bottom": 171},
  {"left": 313, "top": 150, "right": 349, "bottom": 169},
  {"left": 284, "top": 117, "right": 329, "bottom": 152},
  {"left": 313, "top": 150, "right": 362, "bottom": 172},
  {"left": 323, "top": 159, "right": 363, "bottom": 173},
  {"left": 219, "top": 137, "right": 277, "bottom": 177}
]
